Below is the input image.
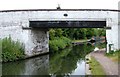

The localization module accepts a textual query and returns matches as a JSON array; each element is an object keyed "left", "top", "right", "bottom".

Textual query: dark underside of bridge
[{"left": 30, "top": 21, "right": 106, "bottom": 28}]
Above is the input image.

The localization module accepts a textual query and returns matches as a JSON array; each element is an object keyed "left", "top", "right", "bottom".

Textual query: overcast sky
[{"left": 0, "top": 0, "right": 120, "bottom": 10}]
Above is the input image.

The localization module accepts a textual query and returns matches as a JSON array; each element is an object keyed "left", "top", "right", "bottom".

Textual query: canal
[{"left": 2, "top": 42, "right": 105, "bottom": 76}]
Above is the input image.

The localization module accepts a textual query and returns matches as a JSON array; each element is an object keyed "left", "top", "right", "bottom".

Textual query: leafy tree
[
  {"left": 49, "top": 29, "right": 55, "bottom": 40},
  {"left": 55, "top": 29, "right": 63, "bottom": 37}
]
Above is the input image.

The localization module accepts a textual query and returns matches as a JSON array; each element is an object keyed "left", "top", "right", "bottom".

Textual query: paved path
[{"left": 90, "top": 49, "right": 118, "bottom": 75}]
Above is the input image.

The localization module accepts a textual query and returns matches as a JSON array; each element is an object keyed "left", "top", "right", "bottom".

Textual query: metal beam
[{"left": 30, "top": 21, "right": 106, "bottom": 28}]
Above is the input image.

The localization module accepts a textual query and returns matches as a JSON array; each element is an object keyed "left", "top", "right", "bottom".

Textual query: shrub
[
  {"left": 49, "top": 37, "right": 72, "bottom": 52},
  {"left": 61, "top": 37, "right": 71, "bottom": 45},
  {"left": 49, "top": 40, "right": 59, "bottom": 51},
  {"left": 1, "top": 37, "right": 25, "bottom": 62}
]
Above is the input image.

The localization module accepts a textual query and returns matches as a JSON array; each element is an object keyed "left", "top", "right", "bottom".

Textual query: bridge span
[{"left": 0, "top": 9, "right": 120, "bottom": 56}]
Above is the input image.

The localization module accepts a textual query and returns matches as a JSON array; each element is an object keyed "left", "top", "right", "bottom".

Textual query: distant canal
[{"left": 2, "top": 41, "right": 105, "bottom": 76}]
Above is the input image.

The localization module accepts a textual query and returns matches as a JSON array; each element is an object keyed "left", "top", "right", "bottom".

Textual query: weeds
[{"left": 1, "top": 37, "right": 25, "bottom": 62}]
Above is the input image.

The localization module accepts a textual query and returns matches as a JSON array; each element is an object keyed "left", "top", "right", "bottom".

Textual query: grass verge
[
  {"left": 89, "top": 56, "right": 106, "bottom": 75},
  {"left": 105, "top": 50, "right": 120, "bottom": 63}
]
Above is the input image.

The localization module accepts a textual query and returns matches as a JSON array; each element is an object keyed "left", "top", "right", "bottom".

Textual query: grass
[
  {"left": 1, "top": 37, "right": 25, "bottom": 62},
  {"left": 106, "top": 50, "right": 120, "bottom": 63},
  {"left": 89, "top": 56, "right": 106, "bottom": 75}
]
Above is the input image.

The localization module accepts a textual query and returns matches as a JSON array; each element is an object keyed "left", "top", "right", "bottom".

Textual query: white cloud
[{"left": 0, "top": 0, "right": 119, "bottom": 10}]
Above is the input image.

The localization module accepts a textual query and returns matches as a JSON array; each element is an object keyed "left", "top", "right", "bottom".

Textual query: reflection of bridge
[{"left": 0, "top": 9, "right": 120, "bottom": 56}]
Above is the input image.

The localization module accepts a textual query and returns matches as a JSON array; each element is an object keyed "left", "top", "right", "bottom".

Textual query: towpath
[{"left": 90, "top": 49, "right": 119, "bottom": 76}]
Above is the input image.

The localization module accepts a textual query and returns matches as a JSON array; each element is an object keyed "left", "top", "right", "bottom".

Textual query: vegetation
[
  {"left": 1, "top": 37, "right": 25, "bottom": 62},
  {"left": 49, "top": 37, "right": 71, "bottom": 52},
  {"left": 106, "top": 50, "right": 120, "bottom": 63},
  {"left": 50, "top": 28, "right": 105, "bottom": 40},
  {"left": 49, "top": 28, "right": 105, "bottom": 52},
  {"left": 89, "top": 56, "right": 106, "bottom": 75},
  {"left": 49, "top": 29, "right": 72, "bottom": 52},
  {"left": 72, "top": 39, "right": 87, "bottom": 43},
  {"left": 62, "top": 28, "right": 105, "bottom": 40}
]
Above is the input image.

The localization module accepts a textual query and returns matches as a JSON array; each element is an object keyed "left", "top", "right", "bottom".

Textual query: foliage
[
  {"left": 49, "top": 28, "right": 63, "bottom": 40},
  {"left": 53, "top": 28, "right": 105, "bottom": 40},
  {"left": 86, "top": 28, "right": 96, "bottom": 39},
  {"left": 49, "top": 28, "right": 106, "bottom": 40},
  {"left": 49, "top": 37, "right": 71, "bottom": 52},
  {"left": 1, "top": 37, "right": 25, "bottom": 62},
  {"left": 97, "top": 28, "right": 106, "bottom": 36},
  {"left": 62, "top": 28, "right": 87, "bottom": 39},
  {"left": 89, "top": 56, "right": 106, "bottom": 75},
  {"left": 49, "top": 28, "right": 106, "bottom": 52},
  {"left": 49, "top": 29, "right": 56, "bottom": 40}
]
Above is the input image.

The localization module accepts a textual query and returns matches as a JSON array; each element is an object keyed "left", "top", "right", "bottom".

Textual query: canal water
[{"left": 2, "top": 42, "right": 105, "bottom": 76}]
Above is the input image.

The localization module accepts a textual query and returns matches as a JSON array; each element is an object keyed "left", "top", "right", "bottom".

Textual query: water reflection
[
  {"left": 71, "top": 61, "right": 85, "bottom": 75},
  {"left": 49, "top": 43, "right": 95, "bottom": 76},
  {"left": 2, "top": 55, "right": 49, "bottom": 75},
  {"left": 87, "top": 40, "right": 106, "bottom": 49}
]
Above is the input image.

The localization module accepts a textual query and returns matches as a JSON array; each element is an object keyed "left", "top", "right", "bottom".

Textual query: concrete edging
[{"left": 85, "top": 54, "right": 91, "bottom": 75}]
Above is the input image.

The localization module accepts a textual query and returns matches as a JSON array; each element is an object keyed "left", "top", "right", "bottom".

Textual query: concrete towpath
[{"left": 90, "top": 49, "right": 119, "bottom": 75}]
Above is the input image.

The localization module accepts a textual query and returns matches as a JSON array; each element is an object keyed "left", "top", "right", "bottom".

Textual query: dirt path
[{"left": 90, "top": 49, "right": 118, "bottom": 75}]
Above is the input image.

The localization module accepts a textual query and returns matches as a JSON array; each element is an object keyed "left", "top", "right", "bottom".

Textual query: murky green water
[{"left": 2, "top": 42, "right": 105, "bottom": 76}]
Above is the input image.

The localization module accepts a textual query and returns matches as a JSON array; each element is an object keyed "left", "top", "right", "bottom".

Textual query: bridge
[{"left": 0, "top": 9, "right": 120, "bottom": 56}]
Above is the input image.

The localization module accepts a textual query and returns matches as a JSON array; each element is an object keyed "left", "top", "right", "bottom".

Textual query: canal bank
[
  {"left": 85, "top": 49, "right": 106, "bottom": 75},
  {"left": 86, "top": 48, "right": 119, "bottom": 75}
]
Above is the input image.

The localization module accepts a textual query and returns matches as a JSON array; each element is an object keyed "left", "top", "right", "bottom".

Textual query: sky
[{"left": 0, "top": 0, "right": 120, "bottom": 10}]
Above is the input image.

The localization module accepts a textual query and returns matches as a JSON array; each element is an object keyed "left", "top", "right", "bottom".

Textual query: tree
[{"left": 49, "top": 29, "right": 55, "bottom": 40}]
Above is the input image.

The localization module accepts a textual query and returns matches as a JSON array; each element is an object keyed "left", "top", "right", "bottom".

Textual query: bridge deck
[{"left": 30, "top": 21, "right": 106, "bottom": 28}]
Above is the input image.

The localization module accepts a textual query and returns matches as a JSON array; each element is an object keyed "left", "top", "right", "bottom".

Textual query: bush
[
  {"left": 1, "top": 37, "right": 25, "bottom": 62},
  {"left": 61, "top": 37, "right": 71, "bottom": 45},
  {"left": 49, "top": 40, "right": 59, "bottom": 51},
  {"left": 49, "top": 37, "right": 71, "bottom": 52}
]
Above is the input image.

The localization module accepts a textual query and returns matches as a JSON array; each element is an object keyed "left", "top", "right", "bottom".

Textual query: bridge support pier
[
  {"left": 23, "top": 28, "right": 49, "bottom": 57},
  {"left": 106, "top": 25, "right": 119, "bottom": 53}
]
